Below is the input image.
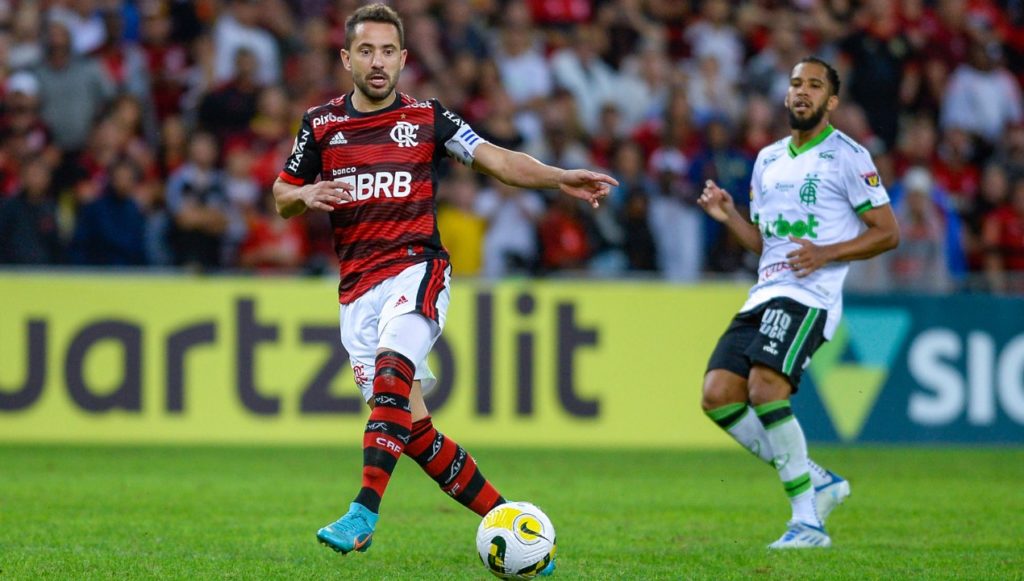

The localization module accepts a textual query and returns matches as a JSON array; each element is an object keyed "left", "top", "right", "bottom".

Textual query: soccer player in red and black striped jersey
[{"left": 273, "top": 4, "right": 617, "bottom": 558}]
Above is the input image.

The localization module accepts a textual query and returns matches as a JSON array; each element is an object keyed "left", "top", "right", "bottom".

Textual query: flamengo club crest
[{"left": 390, "top": 121, "right": 419, "bottom": 147}]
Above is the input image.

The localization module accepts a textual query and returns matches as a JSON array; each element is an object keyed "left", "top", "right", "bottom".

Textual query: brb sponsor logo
[
  {"left": 335, "top": 171, "right": 413, "bottom": 201},
  {"left": 756, "top": 213, "right": 820, "bottom": 239}
]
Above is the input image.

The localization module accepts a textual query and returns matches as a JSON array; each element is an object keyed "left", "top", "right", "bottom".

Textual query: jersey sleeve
[
  {"left": 749, "top": 150, "right": 764, "bottom": 223},
  {"left": 433, "top": 99, "right": 488, "bottom": 167},
  {"left": 278, "top": 112, "right": 322, "bottom": 185},
  {"left": 841, "top": 147, "right": 890, "bottom": 215}
]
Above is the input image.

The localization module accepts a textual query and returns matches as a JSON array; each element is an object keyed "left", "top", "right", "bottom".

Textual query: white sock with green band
[
  {"left": 755, "top": 400, "right": 821, "bottom": 527},
  {"left": 705, "top": 403, "right": 830, "bottom": 488}
]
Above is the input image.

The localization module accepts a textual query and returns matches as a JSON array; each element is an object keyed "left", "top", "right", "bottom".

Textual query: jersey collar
[
  {"left": 787, "top": 124, "right": 835, "bottom": 158},
  {"left": 344, "top": 91, "right": 405, "bottom": 118}
]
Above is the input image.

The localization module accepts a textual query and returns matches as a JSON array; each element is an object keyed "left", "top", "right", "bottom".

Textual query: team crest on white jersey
[{"left": 390, "top": 121, "right": 420, "bottom": 147}]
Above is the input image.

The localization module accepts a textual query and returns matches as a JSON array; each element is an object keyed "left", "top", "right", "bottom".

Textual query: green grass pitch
[{"left": 2, "top": 445, "right": 1022, "bottom": 579}]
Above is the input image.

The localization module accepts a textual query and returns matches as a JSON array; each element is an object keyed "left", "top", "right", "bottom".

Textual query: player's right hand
[
  {"left": 300, "top": 180, "right": 354, "bottom": 212},
  {"left": 698, "top": 179, "right": 734, "bottom": 223}
]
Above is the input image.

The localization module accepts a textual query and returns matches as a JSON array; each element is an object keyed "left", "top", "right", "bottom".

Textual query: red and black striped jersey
[{"left": 279, "top": 92, "right": 477, "bottom": 303}]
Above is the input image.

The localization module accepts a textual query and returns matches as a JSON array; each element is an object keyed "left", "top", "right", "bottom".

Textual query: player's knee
[
  {"left": 747, "top": 366, "right": 792, "bottom": 406},
  {"left": 701, "top": 373, "right": 745, "bottom": 412}
]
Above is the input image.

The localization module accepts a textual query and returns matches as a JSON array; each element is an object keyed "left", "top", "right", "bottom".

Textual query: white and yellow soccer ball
[{"left": 476, "top": 501, "right": 557, "bottom": 579}]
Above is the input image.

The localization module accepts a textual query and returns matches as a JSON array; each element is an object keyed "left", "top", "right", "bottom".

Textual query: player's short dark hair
[
  {"left": 797, "top": 56, "right": 841, "bottom": 96},
  {"left": 345, "top": 3, "right": 405, "bottom": 49}
]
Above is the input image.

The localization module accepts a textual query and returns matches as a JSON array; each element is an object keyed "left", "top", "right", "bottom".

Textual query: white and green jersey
[{"left": 742, "top": 125, "right": 889, "bottom": 339}]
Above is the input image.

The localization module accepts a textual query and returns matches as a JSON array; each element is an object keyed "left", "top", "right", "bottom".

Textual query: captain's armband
[{"left": 444, "top": 126, "right": 488, "bottom": 167}]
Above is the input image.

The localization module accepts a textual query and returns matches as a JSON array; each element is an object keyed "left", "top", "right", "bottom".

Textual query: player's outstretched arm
[
  {"left": 699, "top": 180, "right": 763, "bottom": 254},
  {"left": 470, "top": 143, "right": 617, "bottom": 208},
  {"left": 272, "top": 178, "right": 354, "bottom": 219},
  {"left": 786, "top": 204, "right": 900, "bottom": 277}
]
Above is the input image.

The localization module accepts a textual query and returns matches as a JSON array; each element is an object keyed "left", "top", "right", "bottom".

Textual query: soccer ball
[{"left": 476, "top": 501, "right": 557, "bottom": 579}]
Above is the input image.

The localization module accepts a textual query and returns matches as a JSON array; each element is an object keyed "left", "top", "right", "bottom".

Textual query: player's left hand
[
  {"left": 559, "top": 170, "right": 618, "bottom": 209},
  {"left": 786, "top": 236, "right": 832, "bottom": 277}
]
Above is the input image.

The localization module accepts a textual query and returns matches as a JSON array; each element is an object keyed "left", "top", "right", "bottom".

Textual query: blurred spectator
[
  {"left": 617, "top": 42, "right": 673, "bottom": 132},
  {"left": 688, "top": 117, "right": 752, "bottom": 273},
  {"left": 165, "top": 132, "right": 236, "bottom": 269},
  {"left": 228, "top": 85, "right": 293, "bottom": 189},
  {"left": 213, "top": 0, "right": 281, "bottom": 86},
  {"left": 538, "top": 195, "right": 592, "bottom": 273},
  {"left": 736, "top": 95, "right": 778, "bottom": 157},
  {"left": 473, "top": 86, "right": 525, "bottom": 151},
  {"left": 198, "top": 46, "right": 261, "bottom": 142},
  {"left": 0, "top": 158, "right": 61, "bottom": 264},
  {"left": 69, "top": 158, "right": 148, "bottom": 266},
  {"left": 889, "top": 167, "right": 951, "bottom": 292},
  {"left": 933, "top": 127, "right": 981, "bottom": 214},
  {"left": 402, "top": 12, "right": 445, "bottom": 88},
  {"left": 34, "top": 20, "right": 115, "bottom": 152},
  {"left": 830, "top": 102, "right": 885, "bottom": 156},
  {"left": 525, "top": 91, "right": 592, "bottom": 170},
  {"left": 48, "top": 0, "right": 107, "bottom": 56},
  {"left": 238, "top": 194, "right": 309, "bottom": 274},
  {"left": 97, "top": 8, "right": 155, "bottom": 120},
  {"left": 744, "top": 11, "right": 802, "bottom": 104},
  {"left": 440, "top": 0, "right": 489, "bottom": 59},
  {"left": 685, "top": 54, "right": 742, "bottom": 126},
  {"left": 941, "top": 40, "right": 1023, "bottom": 145},
  {"left": 594, "top": 0, "right": 660, "bottom": 70},
  {"left": 964, "top": 162, "right": 1011, "bottom": 271},
  {"left": 684, "top": 0, "right": 743, "bottom": 85},
  {"left": 549, "top": 24, "right": 619, "bottom": 135},
  {"left": 8, "top": 2, "right": 44, "bottom": 70},
  {"left": 492, "top": 1, "right": 552, "bottom": 143},
  {"left": 437, "top": 167, "right": 486, "bottom": 277},
  {"left": 994, "top": 123, "right": 1024, "bottom": 183},
  {"left": 0, "top": 71, "right": 61, "bottom": 191},
  {"left": 647, "top": 147, "right": 702, "bottom": 282},
  {"left": 70, "top": 117, "right": 129, "bottom": 204},
  {"left": 157, "top": 115, "right": 188, "bottom": 177},
  {"left": 607, "top": 140, "right": 651, "bottom": 211},
  {"left": 476, "top": 177, "right": 544, "bottom": 279},
  {"left": 838, "top": 0, "right": 913, "bottom": 150},
  {"left": 894, "top": 115, "right": 939, "bottom": 176},
  {"left": 620, "top": 190, "right": 658, "bottom": 273},
  {"left": 528, "top": 0, "right": 590, "bottom": 25},
  {"left": 983, "top": 177, "right": 1024, "bottom": 293},
  {"left": 139, "top": 0, "right": 190, "bottom": 121}
]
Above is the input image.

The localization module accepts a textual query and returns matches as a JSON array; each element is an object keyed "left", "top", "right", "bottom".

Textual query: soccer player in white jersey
[{"left": 697, "top": 57, "right": 900, "bottom": 549}]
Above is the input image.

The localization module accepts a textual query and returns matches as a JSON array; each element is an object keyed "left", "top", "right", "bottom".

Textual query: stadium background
[
  {"left": 2, "top": 0, "right": 1022, "bottom": 445},
  {"left": 1, "top": 1, "right": 1023, "bottom": 578}
]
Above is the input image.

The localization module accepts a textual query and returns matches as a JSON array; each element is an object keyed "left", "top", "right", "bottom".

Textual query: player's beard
[
  {"left": 788, "top": 99, "right": 829, "bottom": 131},
  {"left": 355, "top": 70, "right": 397, "bottom": 103}
]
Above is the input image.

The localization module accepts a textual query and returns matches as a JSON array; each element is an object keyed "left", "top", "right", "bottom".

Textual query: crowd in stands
[{"left": 1, "top": 0, "right": 1023, "bottom": 294}]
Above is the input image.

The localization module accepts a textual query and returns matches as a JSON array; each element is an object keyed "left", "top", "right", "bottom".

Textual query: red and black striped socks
[
  {"left": 404, "top": 415, "right": 505, "bottom": 516},
  {"left": 354, "top": 350, "right": 415, "bottom": 514}
]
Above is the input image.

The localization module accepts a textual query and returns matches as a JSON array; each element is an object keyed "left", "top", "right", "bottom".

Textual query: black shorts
[{"left": 706, "top": 297, "right": 828, "bottom": 392}]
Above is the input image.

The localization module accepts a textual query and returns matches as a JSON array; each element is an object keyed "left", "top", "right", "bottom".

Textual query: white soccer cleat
[
  {"left": 815, "top": 470, "right": 851, "bottom": 523},
  {"left": 767, "top": 521, "right": 832, "bottom": 549}
]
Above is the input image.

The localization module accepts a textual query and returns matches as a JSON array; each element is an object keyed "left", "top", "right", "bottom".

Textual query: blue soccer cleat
[
  {"left": 538, "top": 556, "right": 556, "bottom": 576},
  {"left": 316, "top": 502, "right": 378, "bottom": 554},
  {"left": 814, "top": 470, "right": 851, "bottom": 523},
  {"left": 767, "top": 520, "right": 832, "bottom": 549}
]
